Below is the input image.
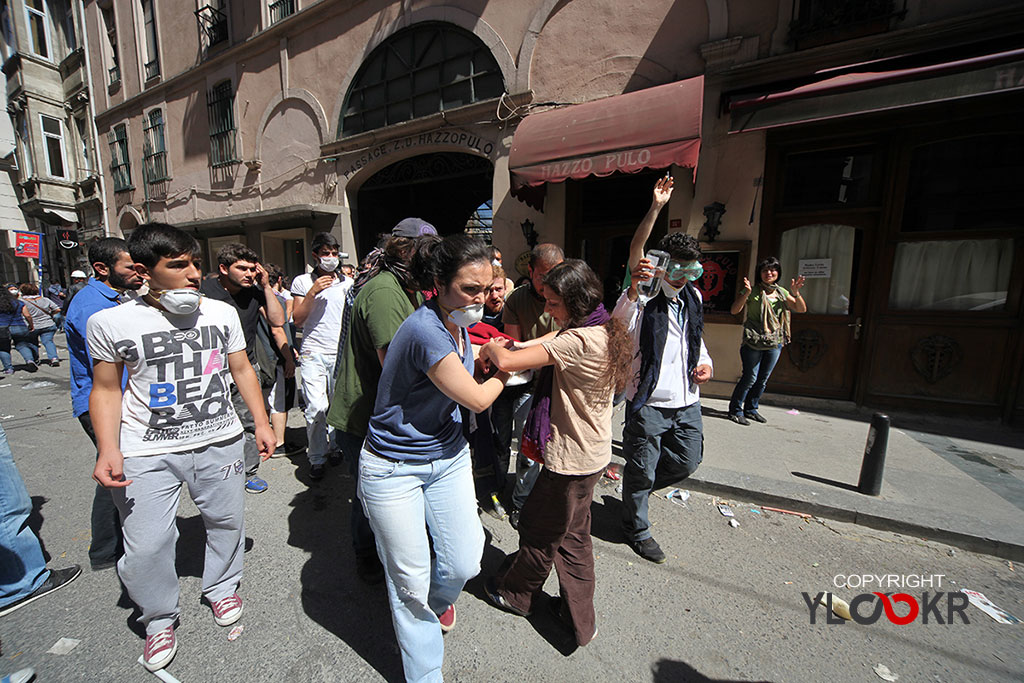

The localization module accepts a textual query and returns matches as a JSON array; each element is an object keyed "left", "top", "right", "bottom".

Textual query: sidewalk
[{"left": 610, "top": 396, "right": 1024, "bottom": 561}]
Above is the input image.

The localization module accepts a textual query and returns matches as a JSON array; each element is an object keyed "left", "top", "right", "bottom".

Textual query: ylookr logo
[{"left": 802, "top": 574, "right": 970, "bottom": 625}]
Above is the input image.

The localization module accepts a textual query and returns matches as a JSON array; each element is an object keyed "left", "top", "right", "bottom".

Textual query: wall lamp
[
  {"left": 701, "top": 202, "right": 726, "bottom": 242},
  {"left": 520, "top": 218, "right": 538, "bottom": 249}
]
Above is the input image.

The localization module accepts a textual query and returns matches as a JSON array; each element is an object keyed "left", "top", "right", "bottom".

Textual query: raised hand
[
  {"left": 790, "top": 276, "right": 806, "bottom": 292},
  {"left": 741, "top": 276, "right": 752, "bottom": 294},
  {"left": 631, "top": 257, "right": 655, "bottom": 288},
  {"left": 652, "top": 174, "right": 674, "bottom": 207}
]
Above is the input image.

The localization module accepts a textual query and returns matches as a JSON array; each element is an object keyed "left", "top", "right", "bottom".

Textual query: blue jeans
[
  {"left": 621, "top": 403, "right": 703, "bottom": 542},
  {"left": 729, "top": 345, "right": 783, "bottom": 416},
  {"left": 0, "top": 425, "right": 49, "bottom": 607},
  {"left": 34, "top": 327, "right": 58, "bottom": 361},
  {"left": 359, "top": 445, "right": 484, "bottom": 683},
  {"left": 0, "top": 326, "right": 36, "bottom": 370}
]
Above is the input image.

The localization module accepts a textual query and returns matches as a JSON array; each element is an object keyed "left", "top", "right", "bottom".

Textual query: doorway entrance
[{"left": 355, "top": 152, "right": 494, "bottom": 254}]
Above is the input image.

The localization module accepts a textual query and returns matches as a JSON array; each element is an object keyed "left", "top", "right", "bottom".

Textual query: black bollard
[{"left": 858, "top": 413, "right": 890, "bottom": 495}]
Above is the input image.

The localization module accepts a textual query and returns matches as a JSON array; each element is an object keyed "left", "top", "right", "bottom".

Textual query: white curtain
[
  {"left": 889, "top": 239, "right": 1013, "bottom": 311},
  {"left": 779, "top": 224, "right": 856, "bottom": 314}
]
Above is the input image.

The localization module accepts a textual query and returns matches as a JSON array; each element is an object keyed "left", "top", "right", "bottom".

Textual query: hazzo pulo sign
[{"left": 340, "top": 129, "right": 497, "bottom": 179}]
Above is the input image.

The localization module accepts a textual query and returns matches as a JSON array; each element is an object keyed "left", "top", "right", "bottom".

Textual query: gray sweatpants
[{"left": 112, "top": 435, "right": 246, "bottom": 635}]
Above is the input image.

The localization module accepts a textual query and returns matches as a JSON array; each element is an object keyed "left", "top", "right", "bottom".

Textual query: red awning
[
  {"left": 509, "top": 76, "right": 703, "bottom": 191},
  {"left": 728, "top": 47, "right": 1024, "bottom": 132}
]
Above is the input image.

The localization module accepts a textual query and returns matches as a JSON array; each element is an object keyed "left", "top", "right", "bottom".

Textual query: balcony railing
[
  {"left": 108, "top": 64, "right": 120, "bottom": 86},
  {"left": 269, "top": 0, "right": 295, "bottom": 24},
  {"left": 144, "top": 59, "right": 160, "bottom": 80},
  {"left": 144, "top": 152, "right": 168, "bottom": 183}
]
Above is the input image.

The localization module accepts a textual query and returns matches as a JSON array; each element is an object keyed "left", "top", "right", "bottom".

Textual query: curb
[{"left": 684, "top": 477, "right": 1024, "bottom": 563}]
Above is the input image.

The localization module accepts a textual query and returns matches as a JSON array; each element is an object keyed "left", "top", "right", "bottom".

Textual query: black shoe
[
  {"left": 309, "top": 464, "right": 326, "bottom": 481},
  {"left": 0, "top": 565, "right": 81, "bottom": 617},
  {"left": 24, "top": 362, "right": 38, "bottom": 373},
  {"left": 355, "top": 554, "right": 385, "bottom": 585},
  {"left": 508, "top": 508, "right": 521, "bottom": 530},
  {"left": 484, "top": 577, "right": 530, "bottom": 617},
  {"left": 745, "top": 411, "right": 767, "bottom": 424},
  {"left": 49, "top": 359, "right": 60, "bottom": 367},
  {"left": 328, "top": 451, "right": 342, "bottom": 467},
  {"left": 629, "top": 537, "right": 667, "bottom": 564},
  {"left": 728, "top": 414, "right": 750, "bottom": 426}
]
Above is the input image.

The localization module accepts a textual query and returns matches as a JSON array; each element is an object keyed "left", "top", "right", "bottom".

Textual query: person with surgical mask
[
  {"left": 611, "top": 175, "right": 713, "bottom": 566},
  {"left": 87, "top": 223, "right": 274, "bottom": 673},
  {"left": 290, "top": 232, "right": 352, "bottom": 479},
  {"left": 358, "top": 235, "right": 509, "bottom": 682}
]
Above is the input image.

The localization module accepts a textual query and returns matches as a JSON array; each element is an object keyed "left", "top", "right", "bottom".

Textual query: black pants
[{"left": 78, "top": 412, "right": 124, "bottom": 567}]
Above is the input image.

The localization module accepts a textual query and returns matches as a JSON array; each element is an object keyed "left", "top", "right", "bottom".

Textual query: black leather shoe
[
  {"left": 629, "top": 537, "right": 667, "bottom": 564},
  {"left": 728, "top": 414, "right": 750, "bottom": 426},
  {"left": 745, "top": 411, "right": 767, "bottom": 424},
  {"left": 309, "top": 464, "right": 326, "bottom": 481}
]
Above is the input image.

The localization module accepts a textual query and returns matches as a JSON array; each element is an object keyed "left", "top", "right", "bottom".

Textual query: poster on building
[
  {"left": 58, "top": 229, "right": 79, "bottom": 249},
  {"left": 798, "top": 258, "right": 832, "bottom": 279},
  {"left": 14, "top": 232, "right": 40, "bottom": 259},
  {"left": 693, "top": 241, "right": 750, "bottom": 322}
]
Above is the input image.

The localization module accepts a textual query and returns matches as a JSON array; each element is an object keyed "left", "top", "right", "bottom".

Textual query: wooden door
[{"left": 763, "top": 213, "right": 875, "bottom": 399}]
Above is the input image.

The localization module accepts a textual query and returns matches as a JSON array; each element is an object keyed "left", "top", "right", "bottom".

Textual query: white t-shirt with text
[
  {"left": 86, "top": 297, "right": 246, "bottom": 457},
  {"left": 290, "top": 273, "right": 351, "bottom": 355}
]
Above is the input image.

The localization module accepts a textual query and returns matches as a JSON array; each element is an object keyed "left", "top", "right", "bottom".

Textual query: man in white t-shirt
[
  {"left": 88, "top": 223, "right": 275, "bottom": 673},
  {"left": 290, "top": 232, "right": 352, "bottom": 480}
]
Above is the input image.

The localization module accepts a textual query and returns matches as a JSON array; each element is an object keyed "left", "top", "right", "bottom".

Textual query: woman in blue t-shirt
[{"left": 359, "top": 235, "right": 509, "bottom": 683}]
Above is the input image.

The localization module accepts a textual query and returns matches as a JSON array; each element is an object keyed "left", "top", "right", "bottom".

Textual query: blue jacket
[{"left": 65, "top": 278, "right": 125, "bottom": 417}]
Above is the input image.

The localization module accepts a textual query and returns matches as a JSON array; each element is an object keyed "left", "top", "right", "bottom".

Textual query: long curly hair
[{"left": 542, "top": 260, "right": 633, "bottom": 393}]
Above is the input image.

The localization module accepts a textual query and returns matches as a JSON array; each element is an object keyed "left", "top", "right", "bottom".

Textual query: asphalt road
[{"left": 1, "top": 358, "right": 1022, "bottom": 682}]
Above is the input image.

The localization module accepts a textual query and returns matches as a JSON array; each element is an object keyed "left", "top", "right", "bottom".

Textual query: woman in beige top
[{"left": 478, "top": 259, "right": 631, "bottom": 647}]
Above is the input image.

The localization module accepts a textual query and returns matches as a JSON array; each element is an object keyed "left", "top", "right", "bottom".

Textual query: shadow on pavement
[
  {"left": 29, "top": 496, "right": 49, "bottom": 563},
  {"left": 589, "top": 494, "right": 624, "bottom": 544},
  {"left": 791, "top": 471, "right": 859, "bottom": 492},
  {"left": 652, "top": 658, "right": 773, "bottom": 682},
  {"left": 287, "top": 469, "right": 402, "bottom": 681}
]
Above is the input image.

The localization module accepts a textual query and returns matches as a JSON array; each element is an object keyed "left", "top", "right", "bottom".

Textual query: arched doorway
[{"left": 355, "top": 152, "right": 493, "bottom": 252}]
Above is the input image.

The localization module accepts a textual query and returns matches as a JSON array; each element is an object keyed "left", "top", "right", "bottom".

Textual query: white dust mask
[
  {"left": 154, "top": 288, "right": 202, "bottom": 314},
  {"left": 660, "top": 280, "right": 684, "bottom": 299},
  {"left": 447, "top": 303, "right": 484, "bottom": 328},
  {"left": 318, "top": 256, "right": 339, "bottom": 272}
]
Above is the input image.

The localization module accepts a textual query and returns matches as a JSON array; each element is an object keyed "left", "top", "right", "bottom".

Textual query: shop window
[
  {"left": 340, "top": 22, "right": 504, "bottom": 137},
  {"left": 24, "top": 0, "right": 48, "bottom": 58},
  {"left": 141, "top": 0, "right": 159, "bottom": 79},
  {"left": 902, "top": 134, "right": 1024, "bottom": 233},
  {"left": 779, "top": 224, "right": 857, "bottom": 315},
  {"left": 143, "top": 109, "right": 167, "bottom": 182},
  {"left": 108, "top": 124, "right": 131, "bottom": 191},
  {"left": 206, "top": 80, "right": 237, "bottom": 167},
  {"left": 40, "top": 115, "right": 67, "bottom": 179},
  {"left": 780, "top": 147, "right": 875, "bottom": 209},
  {"left": 889, "top": 239, "right": 1012, "bottom": 312}
]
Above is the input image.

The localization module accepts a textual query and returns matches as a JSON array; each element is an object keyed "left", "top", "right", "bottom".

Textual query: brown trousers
[{"left": 494, "top": 467, "right": 603, "bottom": 646}]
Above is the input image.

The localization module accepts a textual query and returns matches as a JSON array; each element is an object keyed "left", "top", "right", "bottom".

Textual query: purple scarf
[{"left": 520, "top": 304, "right": 610, "bottom": 464}]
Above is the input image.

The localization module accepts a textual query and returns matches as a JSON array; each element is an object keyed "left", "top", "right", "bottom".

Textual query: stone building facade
[{"left": 81, "top": 0, "right": 1024, "bottom": 421}]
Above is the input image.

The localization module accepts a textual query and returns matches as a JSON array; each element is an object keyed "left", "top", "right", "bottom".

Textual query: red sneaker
[
  {"left": 211, "top": 593, "right": 243, "bottom": 626},
  {"left": 438, "top": 604, "right": 456, "bottom": 633},
  {"left": 142, "top": 626, "right": 176, "bottom": 672}
]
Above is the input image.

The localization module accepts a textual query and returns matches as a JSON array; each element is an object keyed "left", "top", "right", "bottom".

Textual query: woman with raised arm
[
  {"left": 727, "top": 256, "right": 807, "bottom": 425},
  {"left": 358, "top": 234, "right": 509, "bottom": 683},
  {"left": 479, "top": 259, "right": 632, "bottom": 648}
]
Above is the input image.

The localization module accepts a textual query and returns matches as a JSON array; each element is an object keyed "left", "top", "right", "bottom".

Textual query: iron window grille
[
  {"left": 269, "top": 0, "right": 294, "bottom": 24},
  {"left": 108, "top": 124, "right": 131, "bottom": 191},
  {"left": 340, "top": 22, "right": 504, "bottom": 137},
  {"left": 207, "top": 81, "right": 238, "bottom": 167},
  {"left": 143, "top": 109, "right": 168, "bottom": 183},
  {"left": 195, "top": 4, "right": 227, "bottom": 46}
]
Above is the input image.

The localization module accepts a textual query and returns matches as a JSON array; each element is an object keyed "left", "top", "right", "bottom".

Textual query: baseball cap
[
  {"left": 391, "top": 218, "right": 437, "bottom": 238},
  {"left": 71, "top": 270, "right": 87, "bottom": 279}
]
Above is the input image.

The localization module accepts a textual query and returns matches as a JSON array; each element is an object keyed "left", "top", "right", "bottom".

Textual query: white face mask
[
  {"left": 446, "top": 303, "right": 484, "bottom": 328},
  {"left": 318, "top": 256, "right": 339, "bottom": 272},
  {"left": 661, "top": 279, "right": 684, "bottom": 300},
  {"left": 154, "top": 288, "right": 202, "bottom": 314},
  {"left": 7, "top": 289, "right": 18, "bottom": 296}
]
